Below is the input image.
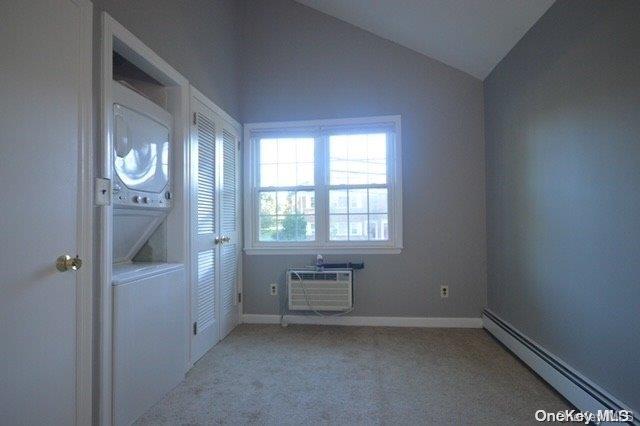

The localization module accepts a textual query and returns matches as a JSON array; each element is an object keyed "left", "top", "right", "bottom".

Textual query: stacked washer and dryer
[{"left": 111, "top": 81, "right": 186, "bottom": 426}]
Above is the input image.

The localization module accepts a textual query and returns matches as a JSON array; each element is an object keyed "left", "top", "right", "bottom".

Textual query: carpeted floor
[{"left": 135, "top": 324, "right": 571, "bottom": 425}]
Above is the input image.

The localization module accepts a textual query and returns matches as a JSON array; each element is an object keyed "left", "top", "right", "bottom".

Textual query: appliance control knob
[
  {"left": 165, "top": 191, "right": 171, "bottom": 200},
  {"left": 132, "top": 195, "right": 140, "bottom": 203},
  {"left": 142, "top": 197, "right": 149, "bottom": 204}
]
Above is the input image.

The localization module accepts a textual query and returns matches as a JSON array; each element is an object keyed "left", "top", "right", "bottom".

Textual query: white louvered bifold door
[
  {"left": 219, "top": 127, "right": 241, "bottom": 339},
  {"left": 190, "top": 98, "right": 220, "bottom": 363}
]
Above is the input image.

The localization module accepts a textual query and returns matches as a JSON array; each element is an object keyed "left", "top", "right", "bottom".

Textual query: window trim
[{"left": 243, "top": 115, "right": 403, "bottom": 255}]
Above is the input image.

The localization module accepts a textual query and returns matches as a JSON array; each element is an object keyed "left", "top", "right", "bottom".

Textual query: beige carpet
[{"left": 136, "top": 324, "right": 571, "bottom": 425}]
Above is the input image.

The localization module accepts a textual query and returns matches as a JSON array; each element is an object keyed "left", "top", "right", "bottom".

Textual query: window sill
[{"left": 244, "top": 247, "right": 402, "bottom": 255}]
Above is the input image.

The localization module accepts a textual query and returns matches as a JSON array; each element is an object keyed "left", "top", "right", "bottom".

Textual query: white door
[
  {"left": 219, "top": 127, "right": 241, "bottom": 339},
  {"left": 0, "top": 0, "right": 92, "bottom": 425},
  {"left": 190, "top": 97, "right": 221, "bottom": 363},
  {"left": 189, "top": 90, "right": 241, "bottom": 362}
]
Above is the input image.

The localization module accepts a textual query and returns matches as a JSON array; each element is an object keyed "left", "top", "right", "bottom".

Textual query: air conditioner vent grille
[
  {"left": 287, "top": 269, "right": 353, "bottom": 311},
  {"left": 290, "top": 272, "right": 337, "bottom": 281}
]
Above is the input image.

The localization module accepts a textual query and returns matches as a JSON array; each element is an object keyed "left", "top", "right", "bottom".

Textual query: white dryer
[{"left": 111, "top": 81, "right": 173, "bottom": 262}]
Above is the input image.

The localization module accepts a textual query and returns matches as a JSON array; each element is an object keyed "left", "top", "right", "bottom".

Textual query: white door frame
[
  {"left": 99, "top": 13, "right": 190, "bottom": 426},
  {"left": 74, "top": 0, "right": 94, "bottom": 424}
]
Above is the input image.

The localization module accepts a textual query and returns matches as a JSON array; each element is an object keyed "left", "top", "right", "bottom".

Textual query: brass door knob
[{"left": 56, "top": 254, "right": 82, "bottom": 272}]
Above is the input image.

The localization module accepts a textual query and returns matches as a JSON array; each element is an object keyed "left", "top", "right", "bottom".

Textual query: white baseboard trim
[
  {"left": 242, "top": 314, "right": 482, "bottom": 328},
  {"left": 483, "top": 309, "right": 638, "bottom": 424}
]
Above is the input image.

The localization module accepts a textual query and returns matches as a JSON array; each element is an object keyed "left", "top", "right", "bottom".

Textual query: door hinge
[
  {"left": 193, "top": 321, "right": 197, "bottom": 335},
  {"left": 238, "top": 292, "right": 242, "bottom": 303},
  {"left": 193, "top": 112, "right": 197, "bottom": 125}
]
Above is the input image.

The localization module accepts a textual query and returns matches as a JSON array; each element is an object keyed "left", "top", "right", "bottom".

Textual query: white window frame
[{"left": 244, "top": 115, "right": 403, "bottom": 255}]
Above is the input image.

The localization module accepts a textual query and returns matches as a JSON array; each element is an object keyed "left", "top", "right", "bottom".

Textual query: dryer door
[{"left": 113, "top": 103, "right": 169, "bottom": 193}]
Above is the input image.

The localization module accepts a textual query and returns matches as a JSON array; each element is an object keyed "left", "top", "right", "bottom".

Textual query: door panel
[
  {"left": 190, "top": 104, "right": 220, "bottom": 363},
  {"left": 0, "top": 0, "right": 88, "bottom": 424},
  {"left": 219, "top": 128, "right": 240, "bottom": 338}
]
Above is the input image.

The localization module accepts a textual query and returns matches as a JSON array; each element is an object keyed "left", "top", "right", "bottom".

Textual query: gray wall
[
  {"left": 239, "top": 0, "right": 487, "bottom": 318},
  {"left": 484, "top": 0, "right": 640, "bottom": 412},
  {"left": 92, "top": 0, "right": 241, "bottom": 118}
]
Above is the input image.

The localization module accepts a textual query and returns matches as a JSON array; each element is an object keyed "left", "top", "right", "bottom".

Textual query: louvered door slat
[
  {"left": 219, "top": 126, "right": 240, "bottom": 339},
  {"left": 221, "top": 130, "right": 236, "bottom": 234},
  {"left": 220, "top": 244, "right": 237, "bottom": 311},
  {"left": 197, "top": 115, "right": 216, "bottom": 235},
  {"left": 196, "top": 249, "right": 215, "bottom": 328},
  {"left": 191, "top": 102, "right": 220, "bottom": 363}
]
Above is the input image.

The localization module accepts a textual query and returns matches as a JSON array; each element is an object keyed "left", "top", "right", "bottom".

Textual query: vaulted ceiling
[{"left": 295, "top": 0, "right": 555, "bottom": 79}]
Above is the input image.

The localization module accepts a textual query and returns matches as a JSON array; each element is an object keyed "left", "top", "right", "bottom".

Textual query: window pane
[
  {"left": 299, "top": 215, "right": 315, "bottom": 240},
  {"left": 368, "top": 188, "right": 388, "bottom": 213},
  {"left": 277, "top": 215, "right": 294, "bottom": 241},
  {"left": 260, "top": 164, "right": 277, "bottom": 187},
  {"left": 259, "top": 215, "right": 277, "bottom": 241},
  {"left": 347, "top": 159, "right": 368, "bottom": 185},
  {"left": 296, "top": 191, "right": 315, "bottom": 215},
  {"left": 259, "top": 191, "right": 276, "bottom": 215},
  {"left": 296, "top": 163, "right": 314, "bottom": 186},
  {"left": 260, "top": 139, "right": 278, "bottom": 163},
  {"left": 329, "top": 160, "right": 349, "bottom": 185},
  {"left": 348, "top": 189, "right": 367, "bottom": 213},
  {"left": 259, "top": 190, "right": 315, "bottom": 242},
  {"left": 277, "top": 139, "right": 297, "bottom": 163},
  {"left": 276, "top": 191, "right": 295, "bottom": 215},
  {"left": 329, "top": 215, "right": 348, "bottom": 241},
  {"left": 368, "top": 214, "right": 389, "bottom": 241},
  {"left": 296, "top": 139, "right": 314, "bottom": 162},
  {"left": 277, "top": 214, "right": 314, "bottom": 241},
  {"left": 329, "top": 190, "right": 347, "bottom": 214},
  {"left": 259, "top": 137, "right": 315, "bottom": 188},
  {"left": 367, "top": 134, "right": 386, "bottom": 159},
  {"left": 275, "top": 217, "right": 288, "bottom": 241},
  {"left": 367, "top": 161, "right": 387, "bottom": 184},
  {"left": 277, "top": 163, "right": 296, "bottom": 186},
  {"left": 329, "top": 133, "right": 387, "bottom": 185},
  {"left": 348, "top": 214, "right": 368, "bottom": 240}
]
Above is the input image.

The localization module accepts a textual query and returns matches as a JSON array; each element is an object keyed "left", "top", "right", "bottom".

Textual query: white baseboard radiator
[
  {"left": 287, "top": 269, "right": 353, "bottom": 311},
  {"left": 483, "top": 309, "right": 638, "bottom": 425}
]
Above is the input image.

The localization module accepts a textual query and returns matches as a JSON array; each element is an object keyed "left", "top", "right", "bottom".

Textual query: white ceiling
[{"left": 294, "top": 0, "right": 555, "bottom": 79}]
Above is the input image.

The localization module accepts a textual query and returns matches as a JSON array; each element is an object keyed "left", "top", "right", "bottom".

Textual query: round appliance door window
[{"left": 113, "top": 103, "right": 170, "bottom": 193}]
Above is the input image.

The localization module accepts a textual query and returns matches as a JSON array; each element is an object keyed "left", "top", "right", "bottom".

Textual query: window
[{"left": 244, "top": 116, "right": 402, "bottom": 254}]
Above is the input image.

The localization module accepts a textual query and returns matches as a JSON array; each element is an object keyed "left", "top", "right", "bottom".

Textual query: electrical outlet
[
  {"left": 440, "top": 285, "right": 449, "bottom": 298},
  {"left": 270, "top": 283, "right": 278, "bottom": 296}
]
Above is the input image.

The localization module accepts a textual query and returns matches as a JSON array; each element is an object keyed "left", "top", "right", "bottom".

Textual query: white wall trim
[
  {"left": 483, "top": 309, "right": 638, "bottom": 424},
  {"left": 74, "top": 0, "right": 93, "bottom": 424},
  {"left": 243, "top": 314, "right": 482, "bottom": 328},
  {"left": 99, "top": 13, "right": 191, "bottom": 426},
  {"left": 244, "top": 247, "right": 401, "bottom": 255},
  {"left": 99, "top": 15, "right": 114, "bottom": 426}
]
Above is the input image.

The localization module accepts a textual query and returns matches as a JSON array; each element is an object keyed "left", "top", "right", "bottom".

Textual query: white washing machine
[
  {"left": 110, "top": 81, "right": 185, "bottom": 425},
  {"left": 112, "top": 262, "right": 185, "bottom": 426}
]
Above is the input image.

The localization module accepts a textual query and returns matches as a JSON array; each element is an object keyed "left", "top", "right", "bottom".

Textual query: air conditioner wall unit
[{"left": 287, "top": 269, "right": 353, "bottom": 311}]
